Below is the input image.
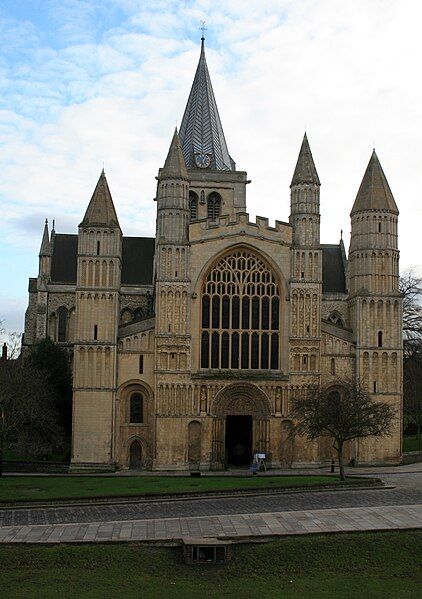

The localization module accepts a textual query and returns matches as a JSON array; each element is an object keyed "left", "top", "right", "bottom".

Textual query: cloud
[{"left": 0, "top": 0, "right": 421, "bottom": 333}]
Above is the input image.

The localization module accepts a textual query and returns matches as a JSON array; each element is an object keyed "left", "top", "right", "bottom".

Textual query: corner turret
[{"left": 290, "top": 133, "right": 321, "bottom": 247}]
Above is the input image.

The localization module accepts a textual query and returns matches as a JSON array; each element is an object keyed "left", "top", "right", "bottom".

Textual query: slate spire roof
[
  {"left": 351, "top": 150, "right": 398, "bottom": 215},
  {"left": 161, "top": 128, "right": 189, "bottom": 180},
  {"left": 81, "top": 170, "right": 120, "bottom": 227},
  {"left": 179, "top": 37, "right": 235, "bottom": 171},
  {"left": 291, "top": 133, "right": 320, "bottom": 187},
  {"left": 39, "top": 219, "right": 51, "bottom": 256}
]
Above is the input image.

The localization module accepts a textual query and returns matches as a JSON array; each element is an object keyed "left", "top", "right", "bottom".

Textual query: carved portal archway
[{"left": 210, "top": 383, "right": 272, "bottom": 466}]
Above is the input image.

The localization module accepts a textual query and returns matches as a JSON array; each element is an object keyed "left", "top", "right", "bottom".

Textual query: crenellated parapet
[{"left": 189, "top": 212, "right": 292, "bottom": 246}]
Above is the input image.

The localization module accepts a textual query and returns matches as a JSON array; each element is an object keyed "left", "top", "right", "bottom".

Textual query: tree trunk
[{"left": 337, "top": 445, "right": 346, "bottom": 481}]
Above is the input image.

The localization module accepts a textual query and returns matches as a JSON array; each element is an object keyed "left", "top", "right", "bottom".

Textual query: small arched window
[
  {"left": 378, "top": 331, "right": 383, "bottom": 348},
  {"left": 207, "top": 192, "right": 221, "bottom": 220},
  {"left": 57, "top": 306, "right": 68, "bottom": 342},
  {"left": 130, "top": 393, "right": 143, "bottom": 423},
  {"left": 189, "top": 191, "right": 198, "bottom": 221}
]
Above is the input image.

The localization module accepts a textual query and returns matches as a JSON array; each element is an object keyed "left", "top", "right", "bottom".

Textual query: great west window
[{"left": 201, "top": 250, "right": 280, "bottom": 370}]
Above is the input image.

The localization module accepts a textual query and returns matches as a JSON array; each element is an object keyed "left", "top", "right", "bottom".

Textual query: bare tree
[
  {"left": 400, "top": 269, "right": 422, "bottom": 449},
  {"left": 0, "top": 359, "right": 64, "bottom": 461},
  {"left": 0, "top": 320, "right": 22, "bottom": 360},
  {"left": 291, "top": 378, "right": 396, "bottom": 480},
  {"left": 400, "top": 269, "right": 422, "bottom": 348}
]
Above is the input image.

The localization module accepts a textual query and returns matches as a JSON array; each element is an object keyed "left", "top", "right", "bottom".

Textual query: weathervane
[{"left": 200, "top": 20, "right": 207, "bottom": 40}]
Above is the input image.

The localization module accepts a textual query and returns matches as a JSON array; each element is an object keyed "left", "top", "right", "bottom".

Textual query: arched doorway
[
  {"left": 210, "top": 383, "right": 271, "bottom": 467},
  {"left": 129, "top": 440, "right": 142, "bottom": 469}
]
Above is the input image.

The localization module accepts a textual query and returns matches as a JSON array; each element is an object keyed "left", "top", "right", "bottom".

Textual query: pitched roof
[
  {"left": 80, "top": 170, "right": 120, "bottom": 227},
  {"left": 179, "top": 38, "right": 235, "bottom": 171},
  {"left": 161, "top": 128, "right": 189, "bottom": 179},
  {"left": 351, "top": 150, "right": 398, "bottom": 215},
  {"left": 50, "top": 234, "right": 155, "bottom": 285},
  {"left": 291, "top": 133, "right": 320, "bottom": 186},
  {"left": 322, "top": 245, "right": 347, "bottom": 293}
]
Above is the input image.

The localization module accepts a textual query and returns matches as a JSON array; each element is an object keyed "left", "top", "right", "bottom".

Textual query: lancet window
[
  {"left": 200, "top": 250, "right": 280, "bottom": 370},
  {"left": 189, "top": 191, "right": 198, "bottom": 221},
  {"left": 57, "top": 306, "right": 68, "bottom": 342},
  {"left": 207, "top": 192, "right": 221, "bottom": 220}
]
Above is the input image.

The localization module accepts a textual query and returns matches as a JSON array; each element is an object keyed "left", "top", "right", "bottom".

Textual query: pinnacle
[
  {"left": 351, "top": 150, "right": 398, "bottom": 215},
  {"left": 81, "top": 170, "right": 120, "bottom": 228},
  {"left": 39, "top": 219, "right": 51, "bottom": 256},
  {"left": 291, "top": 133, "right": 320, "bottom": 187},
  {"left": 161, "top": 128, "right": 189, "bottom": 180}
]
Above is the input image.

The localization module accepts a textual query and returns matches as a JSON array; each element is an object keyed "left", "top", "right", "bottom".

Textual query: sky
[{"left": 0, "top": 0, "right": 421, "bottom": 335}]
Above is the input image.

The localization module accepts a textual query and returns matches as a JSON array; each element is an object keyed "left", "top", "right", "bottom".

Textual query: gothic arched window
[
  {"left": 57, "top": 306, "right": 68, "bottom": 342},
  {"left": 189, "top": 191, "right": 198, "bottom": 221},
  {"left": 207, "top": 192, "right": 221, "bottom": 220},
  {"left": 201, "top": 249, "right": 280, "bottom": 370},
  {"left": 130, "top": 393, "right": 143, "bottom": 423}
]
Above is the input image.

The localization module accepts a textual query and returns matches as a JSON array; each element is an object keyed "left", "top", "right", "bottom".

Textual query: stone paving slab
[{"left": 0, "top": 504, "right": 421, "bottom": 544}]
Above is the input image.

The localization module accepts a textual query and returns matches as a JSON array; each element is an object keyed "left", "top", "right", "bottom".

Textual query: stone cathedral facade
[{"left": 23, "top": 39, "right": 403, "bottom": 470}]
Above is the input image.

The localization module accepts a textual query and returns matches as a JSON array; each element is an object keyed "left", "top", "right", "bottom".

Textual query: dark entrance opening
[
  {"left": 129, "top": 440, "right": 142, "bottom": 469},
  {"left": 225, "top": 415, "right": 252, "bottom": 466}
]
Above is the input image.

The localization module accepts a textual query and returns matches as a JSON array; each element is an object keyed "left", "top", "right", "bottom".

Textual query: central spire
[{"left": 179, "top": 37, "right": 235, "bottom": 171}]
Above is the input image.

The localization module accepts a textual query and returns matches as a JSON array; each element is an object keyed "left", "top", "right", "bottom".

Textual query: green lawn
[
  {"left": 1, "top": 531, "right": 421, "bottom": 598},
  {"left": 0, "top": 474, "right": 366, "bottom": 502}
]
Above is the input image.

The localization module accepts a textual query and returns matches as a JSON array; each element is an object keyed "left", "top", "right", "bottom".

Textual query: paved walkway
[
  {"left": 2, "top": 470, "right": 422, "bottom": 528},
  {"left": 0, "top": 504, "right": 421, "bottom": 544}
]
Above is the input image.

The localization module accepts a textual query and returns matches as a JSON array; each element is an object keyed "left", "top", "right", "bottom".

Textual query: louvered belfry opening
[{"left": 201, "top": 250, "right": 280, "bottom": 371}]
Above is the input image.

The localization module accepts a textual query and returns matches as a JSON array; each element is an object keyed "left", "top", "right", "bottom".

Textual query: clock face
[{"left": 195, "top": 153, "right": 211, "bottom": 168}]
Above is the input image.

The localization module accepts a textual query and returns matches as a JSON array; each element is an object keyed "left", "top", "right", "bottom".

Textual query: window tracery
[{"left": 201, "top": 250, "right": 280, "bottom": 370}]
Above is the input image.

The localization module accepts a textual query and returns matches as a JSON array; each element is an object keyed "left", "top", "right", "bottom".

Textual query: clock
[{"left": 195, "top": 153, "right": 211, "bottom": 168}]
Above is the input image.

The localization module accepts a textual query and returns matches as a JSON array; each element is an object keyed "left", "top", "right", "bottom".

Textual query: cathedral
[{"left": 23, "top": 37, "right": 403, "bottom": 470}]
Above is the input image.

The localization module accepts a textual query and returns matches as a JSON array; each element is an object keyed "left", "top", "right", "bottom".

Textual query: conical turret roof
[
  {"left": 161, "top": 128, "right": 189, "bottom": 179},
  {"left": 351, "top": 150, "right": 398, "bottom": 215},
  {"left": 39, "top": 219, "right": 51, "bottom": 256},
  {"left": 81, "top": 170, "right": 120, "bottom": 227},
  {"left": 179, "top": 38, "right": 235, "bottom": 171},
  {"left": 291, "top": 133, "right": 320, "bottom": 187}
]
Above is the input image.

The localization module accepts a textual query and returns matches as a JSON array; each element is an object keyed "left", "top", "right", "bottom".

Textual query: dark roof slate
[
  {"left": 49, "top": 235, "right": 346, "bottom": 293},
  {"left": 51, "top": 234, "right": 78, "bottom": 283},
  {"left": 322, "top": 245, "right": 347, "bottom": 293},
  {"left": 50, "top": 234, "right": 155, "bottom": 285},
  {"left": 121, "top": 237, "right": 155, "bottom": 285}
]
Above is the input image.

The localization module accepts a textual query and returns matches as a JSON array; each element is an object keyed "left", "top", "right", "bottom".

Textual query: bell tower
[
  {"left": 178, "top": 36, "right": 248, "bottom": 221},
  {"left": 71, "top": 170, "right": 122, "bottom": 469}
]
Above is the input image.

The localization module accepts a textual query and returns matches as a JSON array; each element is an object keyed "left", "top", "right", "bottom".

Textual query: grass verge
[
  {"left": 0, "top": 474, "right": 370, "bottom": 503},
  {"left": 0, "top": 531, "right": 421, "bottom": 598}
]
